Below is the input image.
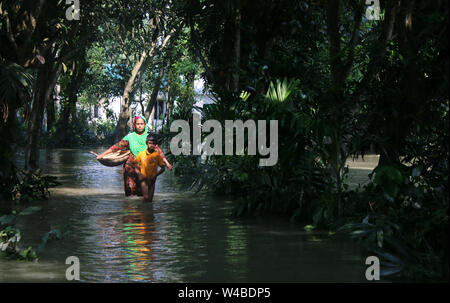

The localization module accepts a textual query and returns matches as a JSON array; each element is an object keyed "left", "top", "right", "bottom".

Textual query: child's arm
[
  {"left": 149, "top": 166, "right": 165, "bottom": 183},
  {"left": 163, "top": 158, "right": 173, "bottom": 171},
  {"left": 157, "top": 165, "right": 165, "bottom": 177},
  {"left": 150, "top": 157, "right": 166, "bottom": 182},
  {"left": 156, "top": 145, "right": 173, "bottom": 171}
]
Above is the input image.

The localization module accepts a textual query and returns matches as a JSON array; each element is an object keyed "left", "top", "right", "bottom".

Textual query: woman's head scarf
[
  {"left": 133, "top": 115, "right": 148, "bottom": 134},
  {"left": 123, "top": 115, "right": 149, "bottom": 157}
]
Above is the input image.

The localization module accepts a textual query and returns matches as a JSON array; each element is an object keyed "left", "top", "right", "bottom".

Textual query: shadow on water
[{"left": 0, "top": 149, "right": 368, "bottom": 282}]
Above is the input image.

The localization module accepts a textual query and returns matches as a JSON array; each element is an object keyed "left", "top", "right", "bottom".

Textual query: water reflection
[
  {"left": 121, "top": 202, "right": 157, "bottom": 281},
  {"left": 0, "top": 149, "right": 367, "bottom": 282}
]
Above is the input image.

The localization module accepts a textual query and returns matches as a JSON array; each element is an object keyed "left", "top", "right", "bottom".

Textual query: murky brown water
[{"left": 0, "top": 149, "right": 372, "bottom": 282}]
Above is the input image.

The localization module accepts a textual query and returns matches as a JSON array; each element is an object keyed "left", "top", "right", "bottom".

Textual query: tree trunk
[
  {"left": 359, "top": 1, "right": 398, "bottom": 88},
  {"left": 148, "top": 103, "right": 156, "bottom": 130},
  {"left": 325, "top": 1, "right": 364, "bottom": 216},
  {"left": 164, "top": 99, "right": 170, "bottom": 126},
  {"left": 327, "top": 1, "right": 364, "bottom": 88},
  {"left": 139, "top": 83, "right": 145, "bottom": 114},
  {"left": 46, "top": 94, "right": 56, "bottom": 133},
  {"left": 115, "top": 30, "right": 174, "bottom": 140},
  {"left": 165, "top": 66, "right": 172, "bottom": 126},
  {"left": 144, "top": 59, "right": 166, "bottom": 120},
  {"left": 189, "top": 20, "right": 216, "bottom": 86},
  {"left": 59, "top": 60, "right": 87, "bottom": 142},
  {"left": 25, "top": 59, "right": 62, "bottom": 170},
  {"left": 115, "top": 49, "right": 149, "bottom": 141},
  {"left": 0, "top": 103, "right": 19, "bottom": 177},
  {"left": 378, "top": 0, "right": 419, "bottom": 166},
  {"left": 231, "top": 4, "right": 241, "bottom": 93},
  {"left": 255, "top": 38, "right": 274, "bottom": 95}
]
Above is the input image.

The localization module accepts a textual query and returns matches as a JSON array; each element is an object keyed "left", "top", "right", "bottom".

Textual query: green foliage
[
  {"left": 0, "top": 226, "right": 21, "bottom": 255},
  {"left": 0, "top": 164, "right": 61, "bottom": 260},
  {"left": 372, "top": 165, "right": 404, "bottom": 202},
  {"left": 0, "top": 58, "right": 35, "bottom": 177},
  {"left": 0, "top": 222, "right": 63, "bottom": 261},
  {"left": 0, "top": 59, "right": 34, "bottom": 111},
  {"left": 169, "top": 80, "right": 334, "bottom": 223},
  {"left": 40, "top": 108, "right": 117, "bottom": 148},
  {"left": 265, "top": 78, "right": 300, "bottom": 103},
  {"left": 0, "top": 168, "right": 62, "bottom": 261},
  {"left": 0, "top": 0, "right": 446, "bottom": 281},
  {"left": 82, "top": 42, "right": 125, "bottom": 100},
  {"left": 0, "top": 225, "right": 38, "bottom": 261},
  {"left": 0, "top": 168, "right": 60, "bottom": 203},
  {"left": 336, "top": 158, "right": 449, "bottom": 281}
]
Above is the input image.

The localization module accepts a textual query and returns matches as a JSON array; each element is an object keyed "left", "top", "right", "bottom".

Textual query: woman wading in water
[{"left": 96, "top": 115, "right": 172, "bottom": 196}]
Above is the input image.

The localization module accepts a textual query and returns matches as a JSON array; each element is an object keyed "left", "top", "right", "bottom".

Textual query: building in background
[
  {"left": 43, "top": 78, "right": 216, "bottom": 134},
  {"left": 85, "top": 78, "right": 215, "bottom": 132}
]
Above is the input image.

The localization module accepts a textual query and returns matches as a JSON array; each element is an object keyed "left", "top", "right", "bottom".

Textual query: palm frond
[
  {"left": 265, "top": 78, "right": 300, "bottom": 103},
  {"left": 240, "top": 90, "right": 251, "bottom": 102},
  {"left": 0, "top": 59, "right": 34, "bottom": 122}
]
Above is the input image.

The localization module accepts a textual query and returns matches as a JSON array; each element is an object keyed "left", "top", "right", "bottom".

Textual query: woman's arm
[
  {"left": 96, "top": 140, "right": 129, "bottom": 159},
  {"left": 96, "top": 147, "right": 112, "bottom": 159}
]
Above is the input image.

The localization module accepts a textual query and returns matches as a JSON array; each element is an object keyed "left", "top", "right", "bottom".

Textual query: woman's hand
[
  {"left": 94, "top": 148, "right": 113, "bottom": 160},
  {"left": 90, "top": 151, "right": 103, "bottom": 159}
]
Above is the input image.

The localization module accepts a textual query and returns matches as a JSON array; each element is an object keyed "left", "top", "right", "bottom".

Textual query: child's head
[{"left": 146, "top": 135, "right": 157, "bottom": 149}]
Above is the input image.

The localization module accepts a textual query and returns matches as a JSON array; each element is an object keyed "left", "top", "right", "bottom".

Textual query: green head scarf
[{"left": 123, "top": 115, "right": 149, "bottom": 157}]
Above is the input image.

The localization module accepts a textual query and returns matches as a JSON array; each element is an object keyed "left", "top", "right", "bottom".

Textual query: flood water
[{"left": 0, "top": 149, "right": 371, "bottom": 282}]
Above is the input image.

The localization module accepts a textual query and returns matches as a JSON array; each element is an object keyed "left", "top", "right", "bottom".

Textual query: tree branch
[
  {"left": 342, "top": 1, "right": 365, "bottom": 80},
  {"left": 360, "top": 0, "right": 399, "bottom": 86},
  {"left": 189, "top": 17, "right": 216, "bottom": 86},
  {"left": 327, "top": 0, "right": 342, "bottom": 86},
  {"left": 21, "top": 0, "right": 46, "bottom": 49},
  {"left": 3, "top": 14, "right": 19, "bottom": 54}
]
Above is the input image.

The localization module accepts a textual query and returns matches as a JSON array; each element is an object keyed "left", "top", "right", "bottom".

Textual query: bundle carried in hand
[{"left": 90, "top": 150, "right": 131, "bottom": 167}]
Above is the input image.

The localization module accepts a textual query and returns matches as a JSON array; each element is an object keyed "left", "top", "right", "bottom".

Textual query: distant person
[
  {"left": 133, "top": 135, "right": 166, "bottom": 202},
  {"left": 96, "top": 115, "right": 172, "bottom": 196}
]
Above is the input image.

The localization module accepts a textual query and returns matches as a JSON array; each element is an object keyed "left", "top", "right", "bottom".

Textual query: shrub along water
[
  {"left": 0, "top": 167, "right": 61, "bottom": 260},
  {"left": 164, "top": 79, "right": 448, "bottom": 281}
]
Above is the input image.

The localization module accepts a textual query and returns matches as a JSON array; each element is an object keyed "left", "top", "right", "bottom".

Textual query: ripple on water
[{"left": 3, "top": 149, "right": 367, "bottom": 282}]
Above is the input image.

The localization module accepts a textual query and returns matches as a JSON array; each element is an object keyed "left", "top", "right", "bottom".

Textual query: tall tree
[
  {"left": 102, "top": 0, "right": 180, "bottom": 140},
  {"left": 2, "top": 1, "right": 105, "bottom": 170},
  {"left": 144, "top": 57, "right": 167, "bottom": 120}
]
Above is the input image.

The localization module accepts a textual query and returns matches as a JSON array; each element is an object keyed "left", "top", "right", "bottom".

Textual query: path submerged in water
[{"left": 0, "top": 149, "right": 368, "bottom": 282}]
